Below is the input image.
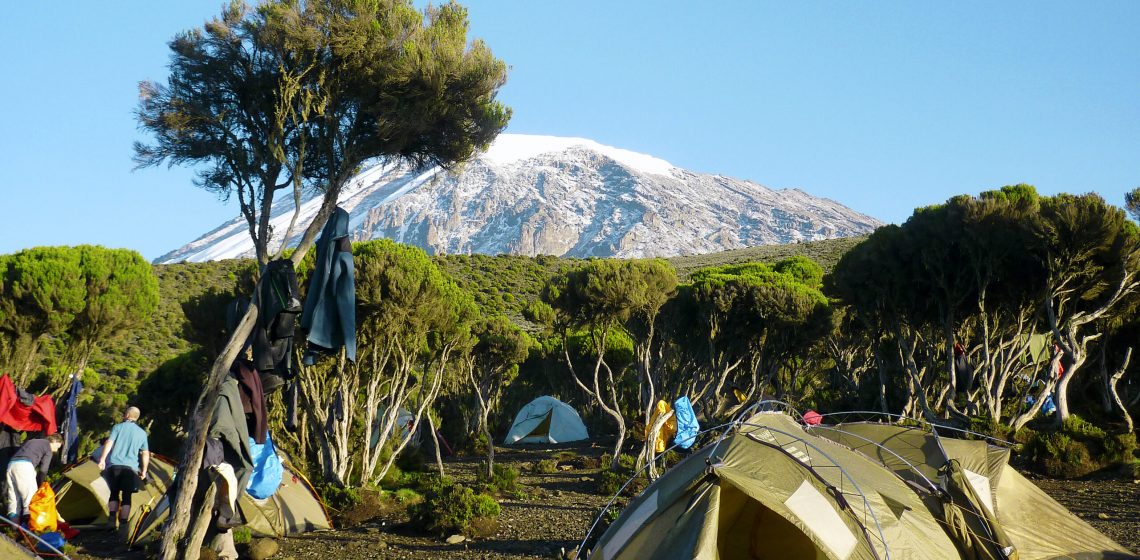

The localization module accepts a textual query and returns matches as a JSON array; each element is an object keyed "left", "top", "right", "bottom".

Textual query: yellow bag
[{"left": 28, "top": 482, "right": 58, "bottom": 533}]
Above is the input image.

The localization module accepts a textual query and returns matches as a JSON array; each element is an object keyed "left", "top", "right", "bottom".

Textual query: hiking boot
[{"left": 117, "top": 519, "right": 131, "bottom": 543}]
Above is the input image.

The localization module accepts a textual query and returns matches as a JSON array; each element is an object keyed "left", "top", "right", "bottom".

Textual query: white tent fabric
[{"left": 504, "top": 396, "right": 589, "bottom": 444}]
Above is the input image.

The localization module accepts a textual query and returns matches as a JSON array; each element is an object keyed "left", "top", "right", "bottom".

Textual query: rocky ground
[{"left": 63, "top": 446, "right": 1139, "bottom": 559}]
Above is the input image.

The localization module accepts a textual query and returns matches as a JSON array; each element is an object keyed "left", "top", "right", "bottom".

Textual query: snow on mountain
[{"left": 155, "top": 134, "right": 880, "bottom": 264}]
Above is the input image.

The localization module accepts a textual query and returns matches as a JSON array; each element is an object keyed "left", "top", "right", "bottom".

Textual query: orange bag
[{"left": 28, "top": 482, "right": 58, "bottom": 533}]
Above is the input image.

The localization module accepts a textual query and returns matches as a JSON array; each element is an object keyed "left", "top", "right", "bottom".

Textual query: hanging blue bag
[
  {"left": 246, "top": 433, "right": 284, "bottom": 499},
  {"left": 673, "top": 396, "right": 700, "bottom": 449}
]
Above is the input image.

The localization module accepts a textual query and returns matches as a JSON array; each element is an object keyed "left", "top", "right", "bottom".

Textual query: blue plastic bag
[
  {"left": 35, "top": 531, "right": 65, "bottom": 553},
  {"left": 673, "top": 396, "right": 700, "bottom": 449},
  {"left": 246, "top": 433, "right": 284, "bottom": 499}
]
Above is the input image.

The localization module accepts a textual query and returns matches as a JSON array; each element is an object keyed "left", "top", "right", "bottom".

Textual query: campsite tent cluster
[{"left": 591, "top": 410, "right": 1136, "bottom": 560}]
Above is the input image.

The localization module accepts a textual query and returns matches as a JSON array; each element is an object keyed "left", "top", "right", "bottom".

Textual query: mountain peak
[
  {"left": 155, "top": 134, "right": 879, "bottom": 264},
  {"left": 483, "top": 134, "right": 675, "bottom": 176}
]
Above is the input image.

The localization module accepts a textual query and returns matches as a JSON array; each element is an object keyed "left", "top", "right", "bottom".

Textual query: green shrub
[
  {"left": 396, "top": 446, "right": 427, "bottom": 473},
  {"left": 316, "top": 484, "right": 362, "bottom": 512},
  {"left": 408, "top": 476, "right": 501, "bottom": 536},
  {"left": 232, "top": 526, "right": 252, "bottom": 545},
  {"left": 596, "top": 470, "right": 627, "bottom": 496},
  {"left": 1120, "top": 460, "right": 1140, "bottom": 479},
  {"left": 379, "top": 465, "right": 405, "bottom": 489},
  {"left": 478, "top": 463, "right": 524, "bottom": 497},
  {"left": 533, "top": 459, "right": 558, "bottom": 474},
  {"left": 1103, "top": 433, "right": 1137, "bottom": 464},
  {"left": 1062, "top": 415, "right": 1107, "bottom": 440}
]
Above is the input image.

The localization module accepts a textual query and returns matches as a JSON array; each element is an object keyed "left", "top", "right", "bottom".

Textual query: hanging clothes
[
  {"left": 300, "top": 206, "right": 356, "bottom": 363},
  {"left": 646, "top": 400, "right": 677, "bottom": 453},
  {"left": 234, "top": 361, "right": 268, "bottom": 445},
  {"left": 255, "top": 259, "right": 302, "bottom": 387},
  {"left": 0, "top": 375, "right": 56, "bottom": 434},
  {"left": 209, "top": 374, "right": 254, "bottom": 493},
  {"left": 245, "top": 433, "right": 283, "bottom": 500},
  {"left": 672, "top": 396, "right": 700, "bottom": 450},
  {"left": 61, "top": 375, "right": 82, "bottom": 464}
]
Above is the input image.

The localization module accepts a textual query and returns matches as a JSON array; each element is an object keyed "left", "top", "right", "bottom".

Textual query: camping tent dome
[
  {"left": 504, "top": 396, "right": 588, "bottom": 445},
  {"left": 53, "top": 454, "right": 332, "bottom": 545},
  {"left": 590, "top": 411, "right": 1134, "bottom": 560}
]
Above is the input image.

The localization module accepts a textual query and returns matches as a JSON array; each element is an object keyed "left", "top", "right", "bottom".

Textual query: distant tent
[
  {"left": 590, "top": 411, "right": 1134, "bottom": 560},
  {"left": 504, "top": 396, "right": 588, "bottom": 445},
  {"left": 370, "top": 408, "right": 420, "bottom": 450}
]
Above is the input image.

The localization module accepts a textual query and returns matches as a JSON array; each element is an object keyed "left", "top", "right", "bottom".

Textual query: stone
[
  {"left": 199, "top": 548, "right": 219, "bottom": 560},
  {"left": 1097, "top": 513, "right": 1110, "bottom": 520},
  {"left": 249, "top": 537, "right": 279, "bottom": 560},
  {"left": 446, "top": 534, "right": 466, "bottom": 544}
]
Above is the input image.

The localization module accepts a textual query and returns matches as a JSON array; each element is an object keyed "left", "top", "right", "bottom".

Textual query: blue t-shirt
[{"left": 107, "top": 421, "right": 149, "bottom": 471}]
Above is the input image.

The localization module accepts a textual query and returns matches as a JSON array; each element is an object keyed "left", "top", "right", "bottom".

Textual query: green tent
[
  {"left": 52, "top": 455, "right": 332, "bottom": 546},
  {"left": 590, "top": 411, "right": 1135, "bottom": 560},
  {"left": 814, "top": 420, "right": 1133, "bottom": 560}
]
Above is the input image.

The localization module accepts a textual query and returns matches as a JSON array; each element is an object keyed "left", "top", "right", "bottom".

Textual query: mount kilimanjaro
[{"left": 155, "top": 134, "right": 880, "bottom": 264}]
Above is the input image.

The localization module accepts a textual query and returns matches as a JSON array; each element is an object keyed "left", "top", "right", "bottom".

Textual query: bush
[
  {"left": 1120, "top": 460, "right": 1140, "bottom": 479},
  {"left": 478, "top": 463, "right": 524, "bottom": 498},
  {"left": 408, "top": 476, "right": 501, "bottom": 536},
  {"left": 1103, "top": 433, "right": 1137, "bottom": 464},
  {"left": 533, "top": 459, "right": 558, "bottom": 474},
  {"left": 396, "top": 446, "right": 428, "bottom": 473},
  {"left": 316, "top": 484, "right": 361, "bottom": 513},
  {"left": 1062, "top": 415, "right": 1107, "bottom": 440}
]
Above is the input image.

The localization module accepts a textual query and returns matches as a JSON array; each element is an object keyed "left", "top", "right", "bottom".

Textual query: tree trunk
[
  {"left": 1108, "top": 347, "right": 1133, "bottom": 433},
  {"left": 427, "top": 413, "right": 445, "bottom": 477},
  {"left": 158, "top": 304, "right": 258, "bottom": 560}
]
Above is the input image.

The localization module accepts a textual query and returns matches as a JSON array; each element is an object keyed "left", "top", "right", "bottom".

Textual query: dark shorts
[{"left": 106, "top": 465, "right": 140, "bottom": 506}]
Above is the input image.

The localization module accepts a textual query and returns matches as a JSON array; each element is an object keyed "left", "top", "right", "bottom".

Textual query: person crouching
[{"left": 5, "top": 433, "right": 62, "bottom": 522}]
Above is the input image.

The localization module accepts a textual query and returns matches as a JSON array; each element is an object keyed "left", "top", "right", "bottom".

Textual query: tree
[
  {"left": 137, "top": 1, "right": 509, "bottom": 556},
  {"left": 62, "top": 247, "right": 160, "bottom": 384},
  {"left": 466, "top": 315, "right": 531, "bottom": 479},
  {"left": 0, "top": 247, "right": 87, "bottom": 385},
  {"left": 544, "top": 260, "right": 642, "bottom": 470}
]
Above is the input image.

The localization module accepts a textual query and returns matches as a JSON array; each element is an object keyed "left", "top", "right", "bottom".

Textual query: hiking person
[
  {"left": 96, "top": 406, "right": 150, "bottom": 531},
  {"left": 5, "top": 433, "right": 62, "bottom": 521}
]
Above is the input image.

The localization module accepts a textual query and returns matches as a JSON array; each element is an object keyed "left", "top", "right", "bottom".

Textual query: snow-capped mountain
[{"left": 155, "top": 134, "right": 880, "bottom": 264}]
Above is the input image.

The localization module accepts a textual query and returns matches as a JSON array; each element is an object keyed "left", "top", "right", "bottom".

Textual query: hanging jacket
[
  {"left": 300, "top": 206, "right": 356, "bottom": 362},
  {"left": 209, "top": 374, "right": 254, "bottom": 492},
  {"left": 234, "top": 360, "right": 268, "bottom": 445},
  {"left": 255, "top": 260, "right": 302, "bottom": 381}
]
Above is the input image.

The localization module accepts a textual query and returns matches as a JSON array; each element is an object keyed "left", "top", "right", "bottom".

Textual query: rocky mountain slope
[{"left": 156, "top": 134, "right": 880, "bottom": 263}]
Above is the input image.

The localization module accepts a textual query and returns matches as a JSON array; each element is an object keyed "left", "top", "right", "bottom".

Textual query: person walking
[
  {"left": 5, "top": 433, "right": 62, "bottom": 522},
  {"left": 96, "top": 406, "right": 150, "bottom": 531}
]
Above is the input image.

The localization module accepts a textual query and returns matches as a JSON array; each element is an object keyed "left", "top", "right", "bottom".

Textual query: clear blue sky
[{"left": 1, "top": 1, "right": 1137, "bottom": 261}]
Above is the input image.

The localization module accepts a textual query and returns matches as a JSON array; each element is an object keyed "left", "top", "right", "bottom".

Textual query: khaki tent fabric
[
  {"left": 592, "top": 412, "right": 962, "bottom": 560},
  {"left": 129, "top": 460, "right": 331, "bottom": 543},
  {"left": 995, "top": 466, "right": 1132, "bottom": 559},
  {"left": 54, "top": 454, "right": 177, "bottom": 528},
  {"left": 814, "top": 421, "right": 1134, "bottom": 560},
  {"left": 0, "top": 531, "right": 38, "bottom": 559}
]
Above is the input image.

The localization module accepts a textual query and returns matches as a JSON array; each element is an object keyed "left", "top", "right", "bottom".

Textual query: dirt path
[{"left": 66, "top": 448, "right": 1139, "bottom": 559}]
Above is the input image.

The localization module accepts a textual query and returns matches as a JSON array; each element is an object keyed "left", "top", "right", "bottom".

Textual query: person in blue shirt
[
  {"left": 5, "top": 433, "right": 61, "bottom": 521},
  {"left": 95, "top": 406, "right": 150, "bottom": 530}
]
